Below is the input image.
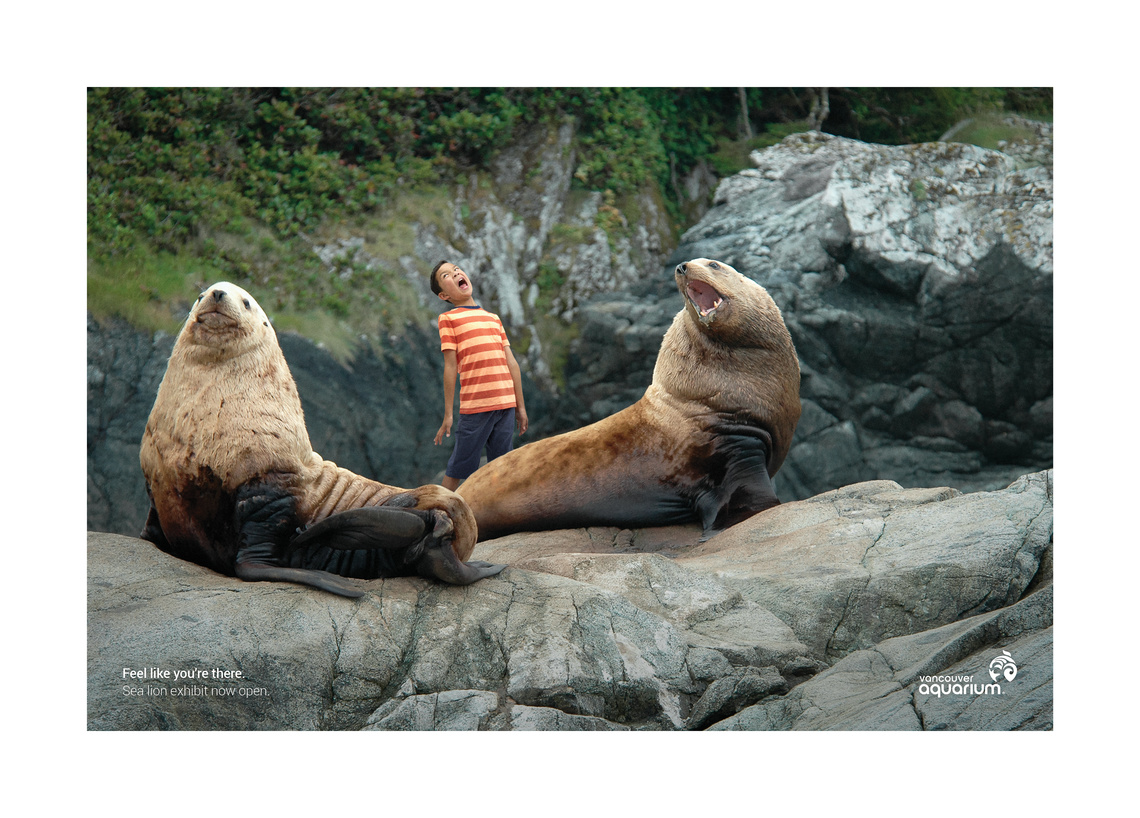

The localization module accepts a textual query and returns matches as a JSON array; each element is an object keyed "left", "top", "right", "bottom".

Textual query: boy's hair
[{"left": 429, "top": 260, "right": 451, "bottom": 296}]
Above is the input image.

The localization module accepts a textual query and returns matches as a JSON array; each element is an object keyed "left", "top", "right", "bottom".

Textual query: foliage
[
  {"left": 87, "top": 86, "right": 1052, "bottom": 345},
  {"left": 709, "top": 121, "right": 813, "bottom": 176},
  {"left": 87, "top": 87, "right": 526, "bottom": 260},
  {"left": 814, "top": 88, "right": 1037, "bottom": 144},
  {"left": 90, "top": 87, "right": 1052, "bottom": 260}
]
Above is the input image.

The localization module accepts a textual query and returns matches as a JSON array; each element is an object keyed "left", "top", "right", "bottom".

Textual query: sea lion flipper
[
  {"left": 414, "top": 542, "right": 507, "bottom": 585},
  {"left": 699, "top": 420, "right": 782, "bottom": 536},
  {"left": 288, "top": 507, "right": 429, "bottom": 553},
  {"left": 140, "top": 494, "right": 171, "bottom": 550},
  {"left": 234, "top": 561, "right": 366, "bottom": 598}
]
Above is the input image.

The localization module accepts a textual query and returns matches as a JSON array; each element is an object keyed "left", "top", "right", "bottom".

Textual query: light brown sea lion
[
  {"left": 458, "top": 258, "right": 801, "bottom": 540},
  {"left": 138, "top": 281, "right": 505, "bottom": 597}
]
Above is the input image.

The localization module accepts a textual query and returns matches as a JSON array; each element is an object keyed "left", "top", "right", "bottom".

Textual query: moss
[
  {"left": 549, "top": 222, "right": 595, "bottom": 246},
  {"left": 533, "top": 315, "right": 579, "bottom": 392},
  {"left": 535, "top": 260, "right": 565, "bottom": 292},
  {"left": 948, "top": 115, "right": 1041, "bottom": 152}
]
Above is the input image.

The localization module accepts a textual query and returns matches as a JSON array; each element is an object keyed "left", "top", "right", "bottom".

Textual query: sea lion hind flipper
[
  {"left": 288, "top": 507, "right": 429, "bottom": 553},
  {"left": 231, "top": 481, "right": 368, "bottom": 595},
  {"left": 414, "top": 543, "right": 507, "bottom": 585},
  {"left": 234, "top": 561, "right": 366, "bottom": 598}
]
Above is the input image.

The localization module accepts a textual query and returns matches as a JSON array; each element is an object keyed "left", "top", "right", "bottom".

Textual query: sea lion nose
[
  {"left": 676, "top": 263, "right": 687, "bottom": 275},
  {"left": 212, "top": 289, "right": 226, "bottom": 301}
]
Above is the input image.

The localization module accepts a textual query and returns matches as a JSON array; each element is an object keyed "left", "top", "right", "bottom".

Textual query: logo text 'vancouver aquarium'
[{"left": 916, "top": 650, "right": 1019, "bottom": 698}]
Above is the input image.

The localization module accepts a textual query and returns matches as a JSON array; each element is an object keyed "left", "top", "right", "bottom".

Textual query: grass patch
[
  {"left": 87, "top": 247, "right": 228, "bottom": 334},
  {"left": 946, "top": 114, "right": 1041, "bottom": 151},
  {"left": 88, "top": 189, "right": 446, "bottom": 362},
  {"left": 269, "top": 309, "right": 358, "bottom": 363}
]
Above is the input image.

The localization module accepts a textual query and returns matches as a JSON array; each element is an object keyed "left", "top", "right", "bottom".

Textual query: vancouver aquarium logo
[{"left": 988, "top": 650, "right": 1018, "bottom": 683}]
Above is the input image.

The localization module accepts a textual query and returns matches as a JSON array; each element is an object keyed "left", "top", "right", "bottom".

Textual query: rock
[
  {"left": 686, "top": 666, "right": 787, "bottom": 730},
  {"left": 88, "top": 471, "right": 1052, "bottom": 730},
  {"left": 709, "top": 584, "right": 1052, "bottom": 731},
  {"left": 364, "top": 690, "right": 501, "bottom": 731},
  {"left": 86, "top": 317, "right": 175, "bottom": 535},
  {"left": 88, "top": 533, "right": 699, "bottom": 731},
  {"left": 363, "top": 691, "right": 631, "bottom": 731},
  {"left": 675, "top": 470, "right": 1052, "bottom": 660}
]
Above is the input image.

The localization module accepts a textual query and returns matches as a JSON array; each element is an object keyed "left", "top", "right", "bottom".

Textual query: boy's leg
[
  {"left": 441, "top": 474, "right": 461, "bottom": 491},
  {"left": 485, "top": 407, "right": 516, "bottom": 462},
  {"left": 444, "top": 410, "right": 498, "bottom": 488}
]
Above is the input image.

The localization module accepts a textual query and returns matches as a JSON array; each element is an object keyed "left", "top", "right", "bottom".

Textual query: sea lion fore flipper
[{"left": 697, "top": 419, "right": 781, "bottom": 538}]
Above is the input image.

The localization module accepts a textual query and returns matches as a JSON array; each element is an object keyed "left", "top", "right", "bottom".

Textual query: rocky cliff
[{"left": 88, "top": 471, "right": 1052, "bottom": 730}]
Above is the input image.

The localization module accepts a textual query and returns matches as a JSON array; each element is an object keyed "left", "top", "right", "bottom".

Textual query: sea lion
[
  {"left": 458, "top": 258, "right": 801, "bottom": 540},
  {"left": 139, "top": 281, "right": 505, "bottom": 597}
]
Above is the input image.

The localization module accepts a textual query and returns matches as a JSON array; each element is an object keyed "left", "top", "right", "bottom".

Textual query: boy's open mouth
[{"left": 456, "top": 275, "right": 469, "bottom": 290}]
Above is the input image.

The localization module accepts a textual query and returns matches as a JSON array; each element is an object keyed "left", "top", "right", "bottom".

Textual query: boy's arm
[
  {"left": 434, "top": 349, "right": 458, "bottom": 445},
  {"left": 504, "top": 346, "right": 528, "bottom": 436}
]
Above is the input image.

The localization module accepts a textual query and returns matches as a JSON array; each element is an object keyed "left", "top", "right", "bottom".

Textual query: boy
[{"left": 430, "top": 260, "right": 528, "bottom": 491}]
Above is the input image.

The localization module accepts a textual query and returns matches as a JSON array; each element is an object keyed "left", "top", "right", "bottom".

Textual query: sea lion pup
[
  {"left": 459, "top": 258, "right": 801, "bottom": 540},
  {"left": 139, "top": 281, "right": 505, "bottom": 598}
]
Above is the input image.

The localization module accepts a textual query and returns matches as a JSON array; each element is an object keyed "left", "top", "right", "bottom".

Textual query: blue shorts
[{"left": 446, "top": 407, "right": 516, "bottom": 480}]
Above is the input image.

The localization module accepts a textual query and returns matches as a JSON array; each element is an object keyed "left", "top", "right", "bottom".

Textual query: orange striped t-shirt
[{"left": 438, "top": 306, "right": 516, "bottom": 415}]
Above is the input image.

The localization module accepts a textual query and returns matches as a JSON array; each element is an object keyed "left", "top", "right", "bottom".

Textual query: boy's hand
[
  {"left": 516, "top": 407, "right": 528, "bottom": 436},
  {"left": 434, "top": 415, "right": 453, "bottom": 445}
]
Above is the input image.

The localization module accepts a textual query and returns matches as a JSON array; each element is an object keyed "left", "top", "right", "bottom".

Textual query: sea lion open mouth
[{"left": 686, "top": 280, "right": 725, "bottom": 323}]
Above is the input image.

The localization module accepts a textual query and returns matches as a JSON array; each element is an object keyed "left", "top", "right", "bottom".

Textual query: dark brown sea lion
[
  {"left": 458, "top": 258, "right": 801, "bottom": 540},
  {"left": 139, "top": 281, "right": 504, "bottom": 597}
]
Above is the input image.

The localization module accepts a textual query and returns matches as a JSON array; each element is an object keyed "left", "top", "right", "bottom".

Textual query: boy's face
[{"left": 435, "top": 263, "right": 473, "bottom": 302}]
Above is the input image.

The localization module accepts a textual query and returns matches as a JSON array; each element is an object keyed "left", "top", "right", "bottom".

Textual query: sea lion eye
[
  {"left": 709, "top": 261, "right": 720, "bottom": 270},
  {"left": 243, "top": 298, "right": 251, "bottom": 310}
]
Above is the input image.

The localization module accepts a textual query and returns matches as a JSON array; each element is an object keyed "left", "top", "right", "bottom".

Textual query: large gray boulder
[{"left": 88, "top": 471, "right": 1051, "bottom": 730}]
